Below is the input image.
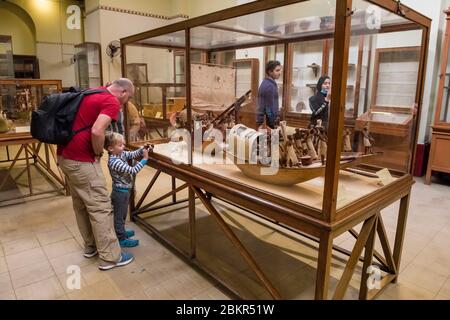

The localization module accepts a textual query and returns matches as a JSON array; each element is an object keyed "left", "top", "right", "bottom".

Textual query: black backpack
[{"left": 31, "top": 88, "right": 108, "bottom": 145}]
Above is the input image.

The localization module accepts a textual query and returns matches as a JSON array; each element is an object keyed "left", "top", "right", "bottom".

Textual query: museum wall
[{"left": 0, "top": 3, "right": 35, "bottom": 55}]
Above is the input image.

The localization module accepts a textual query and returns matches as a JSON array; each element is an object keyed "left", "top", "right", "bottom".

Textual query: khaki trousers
[{"left": 60, "top": 158, "right": 121, "bottom": 262}]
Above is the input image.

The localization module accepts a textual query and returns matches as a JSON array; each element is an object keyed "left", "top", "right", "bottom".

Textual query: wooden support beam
[
  {"left": 136, "top": 170, "right": 162, "bottom": 210},
  {"left": 333, "top": 215, "right": 376, "bottom": 299},
  {"left": 315, "top": 232, "right": 333, "bottom": 300},
  {"left": 359, "top": 214, "right": 378, "bottom": 300},
  {"left": 193, "top": 186, "right": 282, "bottom": 300},
  {"left": 140, "top": 183, "right": 188, "bottom": 212},
  {"left": 349, "top": 228, "right": 388, "bottom": 270},
  {"left": 189, "top": 186, "right": 196, "bottom": 259},
  {"left": 393, "top": 194, "right": 410, "bottom": 282},
  {"left": 377, "top": 215, "right": 398, "bottom": 275}
]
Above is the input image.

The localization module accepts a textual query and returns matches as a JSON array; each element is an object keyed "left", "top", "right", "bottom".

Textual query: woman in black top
[{"left": 309, "top": 75, "right": 331, "bottom": 128}]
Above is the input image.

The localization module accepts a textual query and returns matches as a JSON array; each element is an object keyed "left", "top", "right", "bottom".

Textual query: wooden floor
[{"left": 0, "top": 145, "right": 450, "bottom": 300}]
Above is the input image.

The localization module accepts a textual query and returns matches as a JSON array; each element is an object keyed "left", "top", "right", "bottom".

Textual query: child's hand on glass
[
  {"left": 143, "top": 148, "right": 149, "bottom": 160},
  {"left": 143, "top": 143, "right": 153, "bottom": 152}
]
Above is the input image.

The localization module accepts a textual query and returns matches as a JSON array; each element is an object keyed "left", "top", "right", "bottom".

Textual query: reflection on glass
[
  {"left": 0, "top": 81, "right": 60, "bottom": 134},
  {"left": 440, "top": 52, "right": 450, "bottom": 122}
]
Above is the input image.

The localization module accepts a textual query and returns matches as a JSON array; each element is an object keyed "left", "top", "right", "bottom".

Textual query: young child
[{"left": 104, "top": 132, "right": 151, "bottom": 247}]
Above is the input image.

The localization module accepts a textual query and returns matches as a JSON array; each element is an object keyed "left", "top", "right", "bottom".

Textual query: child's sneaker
[
  {"left": 125, "top": 230, "right": 135, "bottom": 238},
  {"left": 98, "top": 252, "right": 134, "bottom": 271},
  {"left": 119, "top": 238, "right": 139, "bottom": 247}
]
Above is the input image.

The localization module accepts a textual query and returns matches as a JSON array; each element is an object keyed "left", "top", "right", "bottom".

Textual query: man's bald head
[
  {"left": 112, "top": 78, "right": 134, "bottom": 91},
  {"left": 107, "top": 78, "right": 135, "bottom": 104}
]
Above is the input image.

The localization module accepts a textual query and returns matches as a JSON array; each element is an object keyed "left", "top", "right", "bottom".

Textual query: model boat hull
[{"left": 227, "top": 152, "right": 380, "bottom": 186}]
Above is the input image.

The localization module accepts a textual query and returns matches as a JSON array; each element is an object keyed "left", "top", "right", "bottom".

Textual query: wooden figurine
[
  {"left": 286, "top": 135, "right": 300, "bottom": 167},
  {"left": 300, "top": 131, "right": 309, "bottom": 156},
  {"left": 362, "top": 126, "right": 374, "bottom": 154},
  {"left": 305, "top": 129, "right": 318, "bottom": 160},
  {"left": 318, "top": 127, "right": 328, "bottom": 165},
  {"left": 279, "top": 143, "right": 287, "bottom": 167},
  {"left": 293, "top": 128, "right": 304, "bottom": 157},
  {"left": 343, "top": 128, "right": 352, "bottom": 152}
]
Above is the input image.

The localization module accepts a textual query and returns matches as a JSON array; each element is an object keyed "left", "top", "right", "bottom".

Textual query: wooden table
[{"left": 0, "top": 133, "right": 66, "bottom": 204}]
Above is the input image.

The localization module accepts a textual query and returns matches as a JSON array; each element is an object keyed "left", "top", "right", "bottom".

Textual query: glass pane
[
  {"left": 75, "top": 43, "right": 101, "bottom": 89},
  {"left": 0, "top": 81, "right": 60, "bottom": 135},
  {"left": 0, "top": 36, "right": 14, "bottom": 78},
  {"left": 290, "top": 39, "right": 324, "bottom": 115},
  {"left": 336, "top": 0, "right": 423, "bottom": 209},
  {"left": 124, "top": 43, "right": 182, "bottom": 144},
  {"left": 440, "top": 63, "right": 450, "bottom": 122}
]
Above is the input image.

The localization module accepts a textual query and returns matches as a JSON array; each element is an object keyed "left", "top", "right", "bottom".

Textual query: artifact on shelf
[
  {"left": 342, "top": 128, "right": 353, "bottom": 152},
  {"left": 362, "top": 125, "right": 375, "bottom": 155},
  {"left": 307, "top": 63, "right": 320, "bottom": 77}
]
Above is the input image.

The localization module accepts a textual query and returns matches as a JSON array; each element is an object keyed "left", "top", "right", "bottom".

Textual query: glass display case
[
  {"left": 74, "top": 42, "right": 103, "bottom": 89},
  {"left": 355, "top": 43, "right": 421, "bottom": 172},
  {"left": 233, "top": 58, "right": 259, "bottom": 129},
  {"left": 121, "top": 0, "right": 430, "bottom": 300},
  {"left": 0, "top": 35, "right": 14, "bottom": 79},
  {"left": 0, "top": 79, "right": 62, "bottom": 136},
  {"left": 426, "top": 7, "right": 450, "bottom": 184}
]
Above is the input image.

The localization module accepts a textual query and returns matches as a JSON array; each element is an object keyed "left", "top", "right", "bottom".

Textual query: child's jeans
[{"left": 111, "top": 189, "right": 131, "bottom": 241}]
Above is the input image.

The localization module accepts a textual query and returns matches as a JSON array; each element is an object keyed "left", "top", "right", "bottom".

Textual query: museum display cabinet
[
  {"left": 426, "top": 7, "right": 450, "bottom": 185},
  {"left": 74, "top": 42, "right": 103, "bottom": 89},
  {"left": 0, "top": 35, "right": 14, "bottom": 79},
  {"left": 0, "top": 79, "right": 65, "bottom": 204},
  {"left": 0, "top": 79, "right": 61, "bottom": 136},
  {"left": 13, "top": 55, "right": 40, "bottom": 79},
  {"left": 121, "top": 0, "right": 430, "bottom": 300}
]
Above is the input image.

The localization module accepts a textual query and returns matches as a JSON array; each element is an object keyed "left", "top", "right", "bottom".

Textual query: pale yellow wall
[
  {"left": 0, "top": 6, "right": 35, "bottom": 55},
  {"left": 85, "top": 0, "right": 99, "bottom": 13},
  {"left": 9, "top": 0, "right": 83, "bottom": 44},
  {"left": 175, "top": 0, "right": 238, "bottom": 18},
  {"left": 1, "top": 0, "right": 85, "bottom": 85}
]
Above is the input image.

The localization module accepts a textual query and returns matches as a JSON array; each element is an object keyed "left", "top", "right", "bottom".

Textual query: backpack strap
[{"left": 72, "top": 88, "right": 111, "bottom": 136}]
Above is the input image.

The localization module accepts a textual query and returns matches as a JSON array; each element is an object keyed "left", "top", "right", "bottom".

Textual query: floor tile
[
  {"left": 400, "top": 263, "right": 448, "bottom": 295},
  {"left": 0, "top": 272, "right": 13, "bottom": 294},
  {"left": 67, "top": 279, "right": 124, "bottom": 300},
  {"left": 10, "top": 260, "right": 55, "bottom": 289},
  {"left": 437, "top": 277, "right": 450, "bottom": 298},
  {"left": 5, "top": 247, "right": 47, "bottom": 270},
  {"left": 49, "top": 250, "right": 96, "bottom": 275},
  {"left": 2, "top": 235, "right": 40, "bottom": 256},
  {"left": 0, "top": 256, "right": 7, "bottom": 273},
  {"left": 377, "top": 280, "right": 435, "bottom": 300},
  {"left": 42, "top": 238, "right": 82, "bottom": 260},
  {"left": 15, "top": 276, "right": 65, "bottom": 300},
  {"left": 36, "top": 227, "right": 72, "bottom": 246},
  {"left": 0, "top": 290, "right": 16, "bottom": 300}
]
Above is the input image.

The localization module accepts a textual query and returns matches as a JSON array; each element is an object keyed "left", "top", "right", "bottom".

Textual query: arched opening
[{"left": 0, "top": 1, "right": 38, "bottom": 78}]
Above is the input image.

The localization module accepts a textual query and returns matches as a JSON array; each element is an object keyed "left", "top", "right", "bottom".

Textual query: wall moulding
[{"left": 85, "top": 5, "right": 189, "bottom": 20}]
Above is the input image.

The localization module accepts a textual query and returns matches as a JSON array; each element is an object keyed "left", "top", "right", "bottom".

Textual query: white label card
[{"left": 376, "top": 168, "right": 394, "bottom": 186}]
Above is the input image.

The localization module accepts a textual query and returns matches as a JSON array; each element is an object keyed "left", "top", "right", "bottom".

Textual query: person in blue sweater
[
  {"left": 104, "top": 132, "right": 151, "bottom": 247},
  {"left": 256, "top": 60, "right": 282, "bottom": 129}
]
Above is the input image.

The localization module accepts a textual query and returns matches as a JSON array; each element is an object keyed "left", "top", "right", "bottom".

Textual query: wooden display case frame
[
  {"left": 121, "top": 0, "right": 430, "bottom": 300},
  {"left": 426, "top": 8, "right": 450, "bottom": 184},
  {"left": 0, "top": 79, "right": 65, "bottom": 204}
]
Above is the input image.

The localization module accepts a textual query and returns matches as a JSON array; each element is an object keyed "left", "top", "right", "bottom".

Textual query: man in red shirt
[{"left": 59, "top": 78, "right": 135, "bottom": 270}]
